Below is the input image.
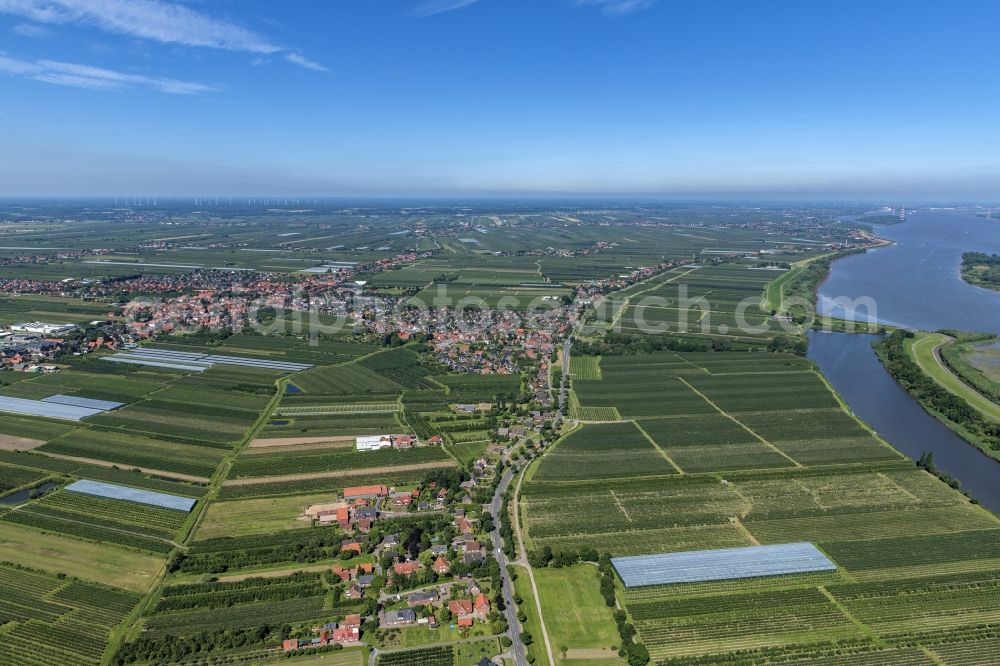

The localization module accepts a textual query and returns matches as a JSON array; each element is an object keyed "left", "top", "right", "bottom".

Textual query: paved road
[
  {"left": 490, "top": 466, "right": 527, "bottom": 666},
  {"left": 554, "top": 337, "right": 571, "bottom": 430}
]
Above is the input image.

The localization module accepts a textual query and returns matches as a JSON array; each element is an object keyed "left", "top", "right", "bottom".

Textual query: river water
[
  {"left": 808, "top": 331, "right": 1000, "bottom": 512},
  {"left": 819, "top": 209, "right": 1000, "bottom": 333},
  {"left": 810, "top": 208, "right": 1000, "bottom": 512}
]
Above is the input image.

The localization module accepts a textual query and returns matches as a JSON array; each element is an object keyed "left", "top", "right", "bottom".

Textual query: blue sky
[{"left": 1, "top": 0, "right": 999, "bottom": 199}]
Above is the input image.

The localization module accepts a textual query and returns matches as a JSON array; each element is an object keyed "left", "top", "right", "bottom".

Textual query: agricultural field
[
  {"left": 195, "top": 490, "right": 340, "bottom": 539},
  {"left": 0, "top": 522, "right": 164, "bottom": 591},
  {"left": 3, "top": 486, "right": 192, "bottom": 553},
  {"left": 368, "top": 261, "right": 572, "bottom": 309},
  {"left": 112, "top": 571, "right": 367, "bottom": 664},
  {"left": 599, "top": 264, "right": 796, "bottom": 343},
  {"left": 274, "top": 650, "right": 365, "bottom": 666},
  {"left": 569, "top": 354, "right": 602, "bottom": 380},
  {"left": 0, "top": 350, "right": 283, "bottom": 483},
  {"left": 533, "top": 564, "right": 624, "bottom": 665},
  {"left": 446, "top": 437, "right": 490, "bottom": 466},
  {"left": 173, "top": 526, "right": 352, "bottom": 574},
  {"left": 533, "top": 422, "right": 680, "bottom": 480},
  {"left": 228, "top": 442, "right": 453, "bottom": 479},
  {"left": 216, "top": 467, "right": 433, "bottom": 500},
  {"left": 521, "top": 349, "right": 1000, "bottom": 664},
  {"left": 0, "top": 294, "right": 114, "bottom": 326},
  {"left": 0, "top": 563, "right": 142, "bottom": 666}
]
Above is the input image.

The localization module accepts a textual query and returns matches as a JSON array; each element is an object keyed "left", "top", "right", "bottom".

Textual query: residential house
[
  {"left": 393, "top": 560, "right": 421, "bottom": 577},
  {"left": 408, "top": 590, "right": 438, "bottom": 607},
  {"left": 473, "top": 593, "right": 491, "bottom": 618},
  {"left": 331, "top": 626, "right": 359, "bottom": 642},
  {"left": 382, "top": 608, "right": 417, "bottom": 627}
]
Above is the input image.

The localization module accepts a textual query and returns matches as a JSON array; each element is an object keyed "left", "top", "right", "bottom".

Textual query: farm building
[
  {"left": 343, "top": 484, "right": 389, "bottom": 500},
  {"left": 356, "top": 435, "right": 393, "bottom": 451}
]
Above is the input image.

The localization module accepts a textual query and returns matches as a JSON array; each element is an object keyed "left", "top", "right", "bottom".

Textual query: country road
[{"left": 491, "top": 465, "right": 527, "bottom": 666}]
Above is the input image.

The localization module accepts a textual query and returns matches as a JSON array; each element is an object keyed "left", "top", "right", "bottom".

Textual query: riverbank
[
  {"left": 875, "top": 330, "right": 1000, "bottom": 463},
  {"left": 907, "top": 332, "right": 1000, "bottom": 424},
  {"left": 807, "top": 331, "right": 1000, "bottom": 513}
]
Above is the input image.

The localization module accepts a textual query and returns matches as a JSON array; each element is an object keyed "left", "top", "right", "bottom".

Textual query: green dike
[
  {"left": 877, "top": 331, "right": 1000, "bottom": 462},
  {"left": 907, "top": 332, "right": 1000, "bottom": 423}
]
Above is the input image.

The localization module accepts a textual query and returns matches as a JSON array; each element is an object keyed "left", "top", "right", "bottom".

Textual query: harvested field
[{"left": 0, "top": 434, "right": 45, "bottom": 451}]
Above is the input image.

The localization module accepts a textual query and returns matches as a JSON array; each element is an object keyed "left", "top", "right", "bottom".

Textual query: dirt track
[
  {"left": 34, "top": 451, "right": 212, "bottom": 484},
  {"left": 223, "top": 460, "right": 456, "bottom": 486}
]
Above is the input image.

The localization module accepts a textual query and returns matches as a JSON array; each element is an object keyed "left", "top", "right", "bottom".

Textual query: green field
[
  {"left": 522, "top": 349, "right": 1000, "bottom": 664},
  {"left": 0, "top": 522, "right": 164, "bottom": 592},
  {"left": 512, "top": 564, "right": 549, "bottom": 666},
  {"left": 195, "top": 491, "right": 340, "bottom": 539},
  {"left": 0, "top": 563, "right": 141, "bottom": 666},
  {"left": 534, "top": 564, "right": 624, "bottom": 665},
  {"left": 3, "top": 487, "right": 190, "bottom": 553}
]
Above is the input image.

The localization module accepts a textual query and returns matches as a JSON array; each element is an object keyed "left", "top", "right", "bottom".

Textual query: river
[
  {"left": 810, "top": 208, "right": 1000, "bottom": 512},
  {"left": 819, "top": 209, "right": 1000, "bottom": 333},
  {"left": 808, "top": 331, "right": 1000, "bottom": 512}
]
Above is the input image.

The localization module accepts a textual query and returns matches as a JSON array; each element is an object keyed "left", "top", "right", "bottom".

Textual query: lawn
[
  {"left": 0, "top": 522, "right": 164, "bottom": 592},
  {"left": 195, "top": 491, "right": 337, "bottom": 539},
  {"left": 533, "top": 565, "right": 624, "bottom": 665},
  {"left": 511, "top": 564, "right": 550, "bottom": 666}
]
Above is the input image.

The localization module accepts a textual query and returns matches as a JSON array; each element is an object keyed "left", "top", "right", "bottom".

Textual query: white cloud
[
  {"left": 11, "top": 21, "right": 48, "bottom": 37},
  {"left": 0, "top": 0, "right": 328, "bottom": 70},
  {"left": 0, "top": 0, "right": 279, "bottom": 52},
  {"left": 285, "top": 52, "right": 330, "bottom": 73},
  {"left": 413, "top": 0, "right": 479, "bottom": 17},
  {"left": 576, "top": 0, "right": 657, "bottom": 15},
  {"left": 0, "top": 52, "right": 213, "bottom": 93}
]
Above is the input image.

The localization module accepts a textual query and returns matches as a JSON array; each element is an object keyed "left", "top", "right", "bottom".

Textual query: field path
[
  {"left": 676, "top": 377, "right": 802, "bottom": 468},
  {"left": 817, "top": 586, "right": 885, "bottom": 648},
  {"left": 513, "top": 469, "right": 556, "bottom": 666},
  {"left": 222, "top": 459, "right": 456, "bottom": 486},
  {"left": 609, "top": 489, "right": 633, "bottom": 523},
  {"left": 632, "top": 420, "right": 685, "bottom": 474},
  {"left": 728, "top": 517, "right": 761, "bottom": 546}
]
